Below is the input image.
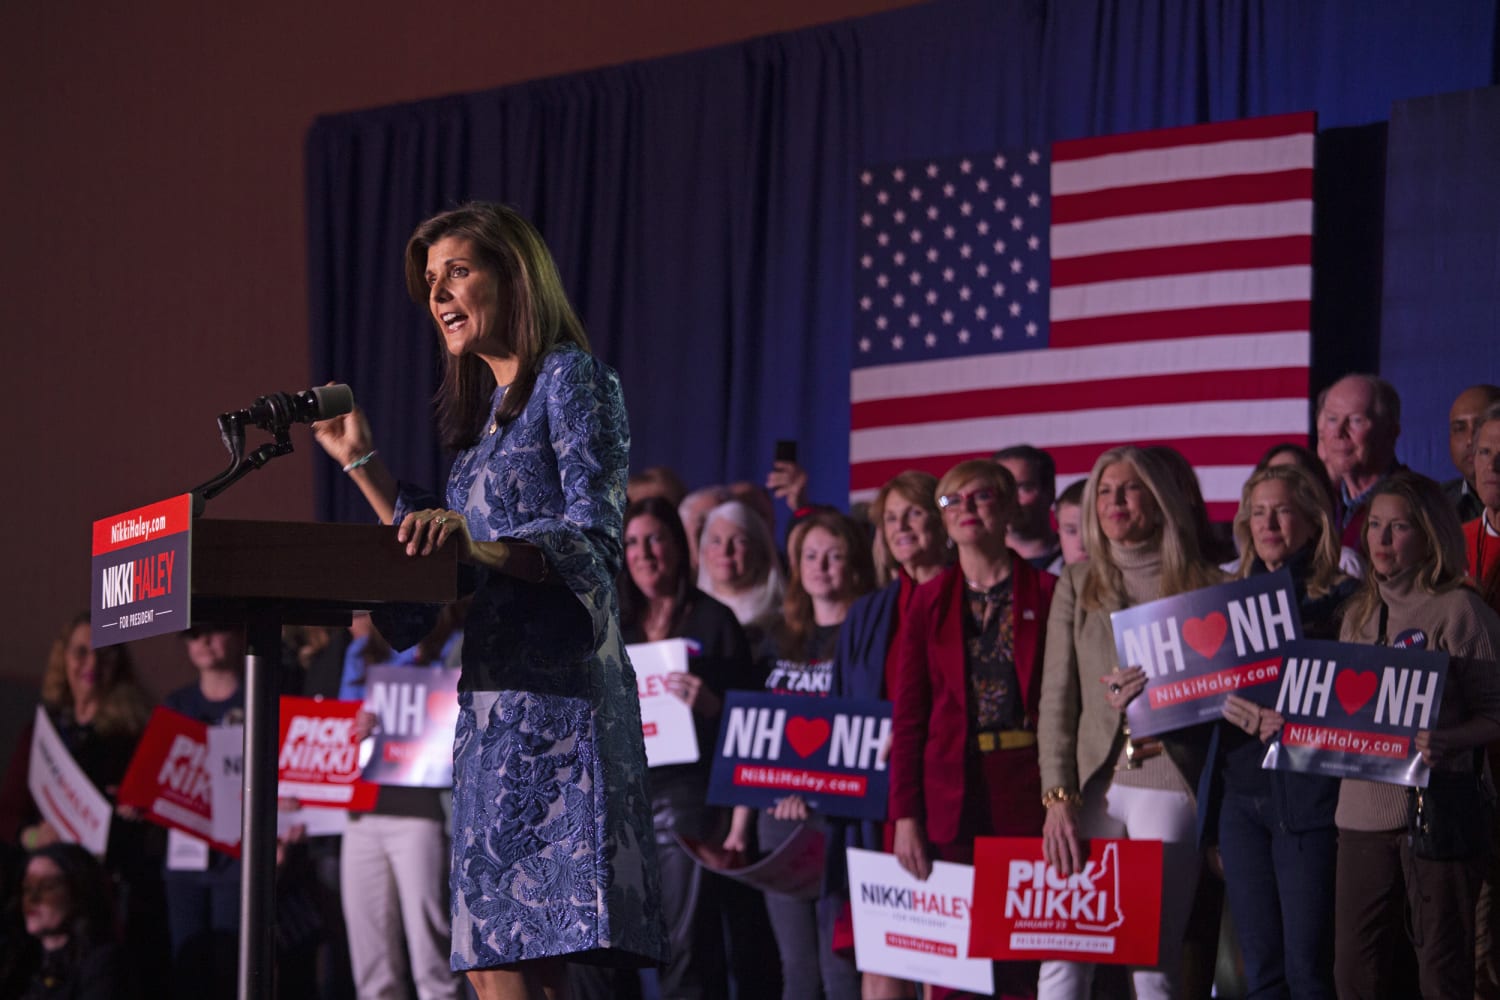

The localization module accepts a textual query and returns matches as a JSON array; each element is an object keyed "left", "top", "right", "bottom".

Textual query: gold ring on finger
[{"left": 434, "top": 515, "right": 448, "bottom": 525}]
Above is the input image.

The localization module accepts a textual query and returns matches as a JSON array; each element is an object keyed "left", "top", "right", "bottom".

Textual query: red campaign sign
[
  {"left": 968, "top": 837, "right": 1162, "bottom": 966},
  {"left": 117, "top": 706, "right": 239, "bottom": 857},
  {"left": 277, "top": 697, "right": 378, "bottom": 811},
  {"left": 91, "top": 493, "right": 193, "bottom": 557}
]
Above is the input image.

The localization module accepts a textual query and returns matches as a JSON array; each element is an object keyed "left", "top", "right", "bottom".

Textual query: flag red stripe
[
  {"left": 1205, "top": 501, "right": 1240, "bottom": 521},
  {"left": 1051, "top": 236, "right": 1313, "bottom": 286},
  {"left": 850, "top": 434, "right": 1303, "bottom": 492},
  {"left": 1051, "top": 112, "right": 1317, "bottom": 162},
  {"left": 1049, "top": 301, "right": 1310, "bottom": 348},
  {"left": 852, "top": 367, "right": 1307, "bottom": 428},
  {"left": 1052, "top": 170, "right": 1313, "bottom": 225}
]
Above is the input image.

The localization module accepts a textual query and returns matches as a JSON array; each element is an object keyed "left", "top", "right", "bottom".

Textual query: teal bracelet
[{"left": 342, "top": 449, "right": 378, "bottom": 473}]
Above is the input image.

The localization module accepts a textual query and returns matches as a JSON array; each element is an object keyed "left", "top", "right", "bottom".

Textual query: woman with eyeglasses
[
  {"left": 887, "top": 459, "right": 1055, "bottom": 999},
  {"left": 1035, "top": 446, "right": 1223, "bottom": 1000}
]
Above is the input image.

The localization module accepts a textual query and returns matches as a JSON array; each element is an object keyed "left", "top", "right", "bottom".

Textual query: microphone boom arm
[{"left": 189, "top": 412, "right": 294, "bottom": 512}]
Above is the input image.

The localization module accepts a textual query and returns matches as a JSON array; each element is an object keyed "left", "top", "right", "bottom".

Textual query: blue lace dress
[{"left": 385, "top": 346, "right": 666, "bottom": 970}]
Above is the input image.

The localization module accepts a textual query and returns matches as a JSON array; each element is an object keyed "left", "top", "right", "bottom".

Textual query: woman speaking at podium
[{"left": 313, "top": 202, "right": 667, "bottom": 1000}]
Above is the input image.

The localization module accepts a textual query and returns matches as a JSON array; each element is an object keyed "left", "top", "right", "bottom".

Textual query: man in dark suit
[{"left": 1443, "top": 384, "right": 1500, "bottom": 523}]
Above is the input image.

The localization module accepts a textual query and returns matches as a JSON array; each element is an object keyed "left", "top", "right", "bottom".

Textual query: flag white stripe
[
  {"left": 1051, "top": 201, "right": 1312, "bottom": 260},
  {"left": 1051, "top": 466, "right": 1256, "bottom": 501},
  {"left": 1052, "top": 134, "right": 1315, "bottom": 195},
  {"left": 852, "top": 332, "right": 1309, "bottom": 403},
  {"left": 850, "top": 399, "right": 1308, "bottom": 463},
  {"left": 1050, "top": 266, "right": 1312, "bottom": 321}
]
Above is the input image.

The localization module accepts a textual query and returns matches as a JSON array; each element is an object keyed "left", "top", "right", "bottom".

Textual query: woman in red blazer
[{"left": 889, "top": 458, "right": 1055, "bottom": 1000}]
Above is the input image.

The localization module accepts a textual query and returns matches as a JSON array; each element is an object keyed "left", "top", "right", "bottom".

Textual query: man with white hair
[{"left": 1316, "top": 373, "right": 1403, "bottom": 548}]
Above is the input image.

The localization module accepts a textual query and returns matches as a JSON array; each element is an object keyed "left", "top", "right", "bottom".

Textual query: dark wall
[{"left": 0, "top": 0, "right": 917, "bottom": 697}]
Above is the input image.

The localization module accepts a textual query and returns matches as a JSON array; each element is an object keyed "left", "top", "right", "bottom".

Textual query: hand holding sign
[
  {"left": 1101, "top": 667, "right": 1146, "bottom": 711},
  {"left": 1222, "top": 694, "right": 1263, "bottom": 737}
]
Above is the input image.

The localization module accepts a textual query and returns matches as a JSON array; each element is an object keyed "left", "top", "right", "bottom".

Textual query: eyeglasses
[{"left": 937, "top": 488, "right": 998, "bottom": 510}]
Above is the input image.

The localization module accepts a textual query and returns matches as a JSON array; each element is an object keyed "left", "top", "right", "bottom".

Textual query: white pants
[
  {"left": 1036, "top": 783, "right": 1199, "bottom": 1000},
  {"left": 340, "top": 814, "right": 465, "bottom": 1000}
]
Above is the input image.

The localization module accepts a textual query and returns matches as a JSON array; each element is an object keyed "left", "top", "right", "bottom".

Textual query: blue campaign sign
[
  {"left": 1250, "top": 639, "right": 1449, "bottom": 787},
  {"left": 707, "top": 691, "right": 892, "bottom": 821},
  {"left": 1114, "top": 569, "right": 1301, "bottom": 738},
  {"left": 90, "top": 494, "right": 194, "bottom": 648}
]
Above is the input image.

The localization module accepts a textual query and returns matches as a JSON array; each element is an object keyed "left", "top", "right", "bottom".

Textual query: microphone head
[{"left": 308, "top": 384, "right": 354, "bottom": 419}]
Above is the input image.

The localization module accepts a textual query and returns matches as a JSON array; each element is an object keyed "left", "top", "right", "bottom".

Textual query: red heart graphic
[
  {"left": 1182, "top": 613, "right": 1228, "bottom": 659},
  {"left": 1335, "top": 670, "right": 1379, "bottom": 716},
  {"left": 785, "top": 717, "right": 831, "bottom": 758}
]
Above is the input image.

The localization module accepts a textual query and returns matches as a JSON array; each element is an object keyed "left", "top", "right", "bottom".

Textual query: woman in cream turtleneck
[
  {"left": 1036, "top": 445, "right": 1222, "bottom": 1000},
  {"left": 1315, "top": 471, "right": 1500, "bottom": 1000}
]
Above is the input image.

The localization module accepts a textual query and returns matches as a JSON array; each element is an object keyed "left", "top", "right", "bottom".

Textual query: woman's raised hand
[
  {"left": 311, "top": 392, "right": 375, "bottom": 468},
  {"left": 1101, "top": 666, "right": 1147, "bottom": 711}
]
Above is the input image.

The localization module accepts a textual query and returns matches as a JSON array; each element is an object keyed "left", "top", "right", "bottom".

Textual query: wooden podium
[{"left": 190, "top": 519, "right": 458, "bottom": 1000}]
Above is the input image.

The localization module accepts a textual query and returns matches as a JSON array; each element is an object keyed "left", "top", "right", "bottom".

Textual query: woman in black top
[
  {"left": 1209, "top": 463, "right": 1358, "bottom": 999},
  {"left": 574, "top": 496, "right": 757, "bottom": 1000}
]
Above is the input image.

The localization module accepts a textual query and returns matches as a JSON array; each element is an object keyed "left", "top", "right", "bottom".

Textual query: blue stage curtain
[
  {"left": 307, "top": 0, "right": 1497, "bottom": 524},
  {"left": 1381, "top": 85, "right": 1500, "bottom": 481}
]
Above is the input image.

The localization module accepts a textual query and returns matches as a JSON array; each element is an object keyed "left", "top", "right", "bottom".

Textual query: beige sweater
[
  {"left": 1039, "top": 543, "right": 1195, "bottom": 797},
  {"left": 1335, "top": 570, "right": 1500, "bottom": 832}
]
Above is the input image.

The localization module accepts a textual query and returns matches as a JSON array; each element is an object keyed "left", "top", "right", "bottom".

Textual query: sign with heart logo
[
  {"left": 1114, "top": 570, "right": 1301, "bottom": 738},
  {"left": 1250, "top": 638, "right": 1450, "bottom": 788},
  {"left": 708, "top": 691, "right": 893, "bottom": 820}
]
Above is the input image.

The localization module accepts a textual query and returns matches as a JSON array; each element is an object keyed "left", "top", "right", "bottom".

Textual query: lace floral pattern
[{"left": 396, "top": 347, "right": 666, "bottom": 969}]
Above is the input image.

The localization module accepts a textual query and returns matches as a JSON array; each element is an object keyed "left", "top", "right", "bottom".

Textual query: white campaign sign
[
  {"left": 27, "top": 707, "right": 112, "bottom": 856},
  {"left": 846, "top": 848, "right": 994, "bottom": 994},
  {"left": 627, "top": 639, "right": 701, "bottom": 767},
  {"left": 206, "top": 725, "right": 243, "bottom": 847}
]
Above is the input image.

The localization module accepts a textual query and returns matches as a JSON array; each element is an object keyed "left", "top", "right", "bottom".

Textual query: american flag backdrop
[{"left": 850, "top": 112, "right": 1316, "bottom": 519}]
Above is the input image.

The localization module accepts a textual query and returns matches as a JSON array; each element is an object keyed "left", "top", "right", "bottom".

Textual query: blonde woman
[
  {"left": 1036, "top": 446, "right": 1222, "bottom": 999},
  {"left": 1315, "top": 471, "right": 1500, "bottom": 999},
  {"left": 1210, "top": 463, "right": 1357, "bottom": 998}
]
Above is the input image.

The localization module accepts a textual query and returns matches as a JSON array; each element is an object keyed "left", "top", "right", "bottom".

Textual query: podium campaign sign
[
  {"left": 90, "top": 494, "right": 193, "bottom": 648},
  {"left": 361, "top": 665, "right": 462, "bottom": 787},
  {"left": 1114, "top": 570, "right": 1300, "bottom": 737},
  {"left": 707, "top": 691, "right": 892, "bottom": 820},
  {"left": 1252, "top": 639, "right": 1449, "bottom": 787},
  {"left": 118, "top": 707, "right": 239, "bottom": 856},
  {"left": 278, "top": 697, "right": 378, "bottom": 810},
  {"left": 28, "top": 708, "right": 112, "bottom": 856},
  {"left": 968, "top": 837, "right": 1163, "bottom": 965},
  {"left": 846, "top": 848, "right": 993, "bottom": 994},
  {"left": 628, "top": 639, "right": 701, "bottom": 767}
]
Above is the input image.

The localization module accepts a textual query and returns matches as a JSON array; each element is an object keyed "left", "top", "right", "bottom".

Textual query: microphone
[{"left": 221, "top": 384, "right": 354, "bottom": 432}]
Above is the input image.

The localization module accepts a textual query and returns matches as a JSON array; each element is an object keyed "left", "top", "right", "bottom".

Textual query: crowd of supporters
[{"left": 3, "top": 373, "right": 1500, "bottom": 999}]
